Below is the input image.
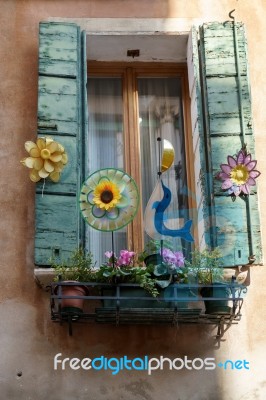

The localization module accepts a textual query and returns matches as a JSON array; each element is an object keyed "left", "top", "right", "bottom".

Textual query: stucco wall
[{"left": 0, "top": 1, "right": 265, "bottom": 399}]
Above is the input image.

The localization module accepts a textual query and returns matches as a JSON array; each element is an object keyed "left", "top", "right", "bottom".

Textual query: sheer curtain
[
  {"left": 86, "top": 78, "right": 126, "bottom": 266},
  {"left": 86, "top": 76, "right": 190, "bottom": 264},
  {"left": 138, "top": 77, "right": 190, "bottom": 253}
]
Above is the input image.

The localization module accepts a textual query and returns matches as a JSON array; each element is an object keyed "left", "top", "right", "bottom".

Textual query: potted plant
[
  {"left": 152, "top": 247, "right": 192, "bottom": 308},
  {"left": 51, "top": 248, "right": 96, "bottom": 315},
  {"left": 138, "top": 239, "right": 173, "bottom": 267},
  {"left": 97, "top": 250, "right": 160, "bottom": 308},
  {"left": 186, "top": 248, "right": 231, "bottom": 314},
  {"left": 98, "top": 247, "right": 192, "bottom": 309}
]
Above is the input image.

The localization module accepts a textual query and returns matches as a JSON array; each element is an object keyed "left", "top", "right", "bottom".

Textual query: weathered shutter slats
[
  {"left": 38, "top": 76, "right": 78, "bottom": 131},
  {"left": 35, "top": 195, "right": 78, "bottom": 263},
  {"left": 78, "top": 30, "right": 88, "bottom": 248},
  {"left": 198, "top": 22, "right": 262, "bottom": 266},
  {"left": 202, "top": 24, "right": 247, "bottom": 76},
  {"left": 35, "top": 22, "right": 84, "bottom": 266},
  {"left": 39, "top": 23, "right": 78, "bottom": 77},
  {"left": 187, "top": 27, "right": 208, "bottom": 249},
  {"left": 207, "top": 76, "right": 252, "bottom": 136},
  {"left": 35, "top": 136, "right": 78, "bottom": 195}
]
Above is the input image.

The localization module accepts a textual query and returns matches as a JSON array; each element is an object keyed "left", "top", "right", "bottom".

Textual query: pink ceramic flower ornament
[{"left": 217, "top": 149, "right": 260, "bottom": 196}]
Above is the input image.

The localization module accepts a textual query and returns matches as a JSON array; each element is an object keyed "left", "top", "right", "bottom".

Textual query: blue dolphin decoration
[{"left": 152, "top": 180, "right": 194, "bottom": 242}]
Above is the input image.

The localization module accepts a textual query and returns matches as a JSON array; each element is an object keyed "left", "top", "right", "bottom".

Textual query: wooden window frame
[{"left": 87, "top": 62, "right": 197, "bottom": 253}]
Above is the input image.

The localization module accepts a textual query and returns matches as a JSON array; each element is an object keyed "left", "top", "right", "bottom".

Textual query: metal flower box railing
[{"left": 49, "top": 279, "right": 247, "bottom": 337}]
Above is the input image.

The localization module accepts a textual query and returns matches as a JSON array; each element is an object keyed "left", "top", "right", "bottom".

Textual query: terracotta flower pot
[{"left": 55, "top": 282, "right": 88, "bottom": 314}]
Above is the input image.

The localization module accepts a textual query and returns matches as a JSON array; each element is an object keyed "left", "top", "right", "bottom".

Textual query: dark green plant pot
[
  {"left": 164, "top": 285, "right": 192, "bottom": 309},
  {"left": 144, "top": 254, "right": 163, "bottom": 266},
  {"left": 102, "top": 287, "right": 171, "bottom": 308},
  {"left": 201, "top": 283, "right": 231, "bottom": 314}
]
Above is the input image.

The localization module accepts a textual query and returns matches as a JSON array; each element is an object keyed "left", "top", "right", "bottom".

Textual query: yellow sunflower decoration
[
  {"left": 21, "top": 137, "right": 68, "bottom": 182},
  {"left": 79, "top": 168, "right": 139, "bottom": 232},
  {"left": 93, "top": 180, "right": 121, "bottom": 210}
]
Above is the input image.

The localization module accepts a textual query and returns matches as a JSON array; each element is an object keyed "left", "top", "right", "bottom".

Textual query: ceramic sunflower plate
[{"left": 79, "top": 168, "right": 139, "bottom": 232}]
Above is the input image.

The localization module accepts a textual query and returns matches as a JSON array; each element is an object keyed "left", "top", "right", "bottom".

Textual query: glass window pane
[
  {"left": 86, "top": 77, "right": 126, "bottom": 265},
  {"left": 138, "top": 77, "right": 190, "bottom": 253}
]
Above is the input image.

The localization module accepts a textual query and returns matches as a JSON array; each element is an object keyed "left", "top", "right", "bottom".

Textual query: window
[
  {"left": 86, "top": 64, "right": 193, "bottom": 264},
  {"left": 34, "top": 21, "right": 261, "bottom": 270}
]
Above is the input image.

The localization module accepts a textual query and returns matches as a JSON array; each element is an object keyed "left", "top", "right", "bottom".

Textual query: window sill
[{"left": 34, "top": 268, "right": 56, "bottom": 289}]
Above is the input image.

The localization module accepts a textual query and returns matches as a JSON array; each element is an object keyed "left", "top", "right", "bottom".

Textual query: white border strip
[{"left": 46, "top": 17, "right": 202, "bottom": 35}]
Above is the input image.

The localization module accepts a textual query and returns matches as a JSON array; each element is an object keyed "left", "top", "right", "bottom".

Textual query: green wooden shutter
[
  {"left": 187, "top": 27, "right": 209, "bottom": 251},
  {"left": 35, "top": 22, "right": 86, "bottom": 265},
  {"left": 191, "top": 21, "right": 262, "bottom": 266}
]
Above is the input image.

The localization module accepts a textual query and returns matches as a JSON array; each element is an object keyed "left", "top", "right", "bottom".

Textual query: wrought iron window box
[{"left": 49, "top": 280, "right": 247, "bottom": 337}]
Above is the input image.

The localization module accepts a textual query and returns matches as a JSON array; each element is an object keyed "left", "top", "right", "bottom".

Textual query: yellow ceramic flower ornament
[{"left": 21, "top": 137, "right": 68, "bottom": 182}]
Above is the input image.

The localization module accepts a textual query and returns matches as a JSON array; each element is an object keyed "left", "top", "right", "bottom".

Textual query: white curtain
[
  {"left": 86, "top": 78, "right": 126, "bottom": 266},
  {"left": 86, "top": 76, "right": 190, "bottom": 265},
  {"left": 137, "top": 77, "right": 190, "bottom": 253}
]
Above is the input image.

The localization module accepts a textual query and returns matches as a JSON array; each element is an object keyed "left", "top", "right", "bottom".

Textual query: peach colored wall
[{"left": 0, "top": 1, "right": 265, "bottom": 399}]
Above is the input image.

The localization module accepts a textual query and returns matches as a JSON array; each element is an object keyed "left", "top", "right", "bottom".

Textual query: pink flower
[
  {"left": 174, "top": 251, "right": 185, "bottom": 267},
  {"left": 218, "top": 149, "right": 260, "bottom": 196},
  {"left": 161, "top": 248, "right": 176, "bottom": 264},
  {"left": 105, "top": 251, "right": 114, "bottom": 259},
  {"left": 161, "top": 248, "right": 185, "bottom": 267},
  {"left": 117, "top": 250, "right": 135, "bottom": 266},
  {"left": 105, "top": 250, "right": 135, "bottom": 267}
]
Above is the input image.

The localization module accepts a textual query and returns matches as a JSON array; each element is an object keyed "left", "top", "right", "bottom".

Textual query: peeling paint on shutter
[
  {"left": 187, "top": 27, "right": 208, "bottom": 250},
  {"left": 196, "top": 22, "right": 262, "bottom": 266},
  {"left": 35, "top": 22, "right": 86, "bottom": 265}
]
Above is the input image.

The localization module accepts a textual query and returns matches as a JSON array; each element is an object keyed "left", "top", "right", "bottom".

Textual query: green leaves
[
  {"left": 185, "top": 248, "right": 224, "bottom": 284},
  {"left": 51, "top": 248, "right": 96, "bottom": 282},
  {"left": 154, "top": 264, "right": 168, "bottom": 276}
]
